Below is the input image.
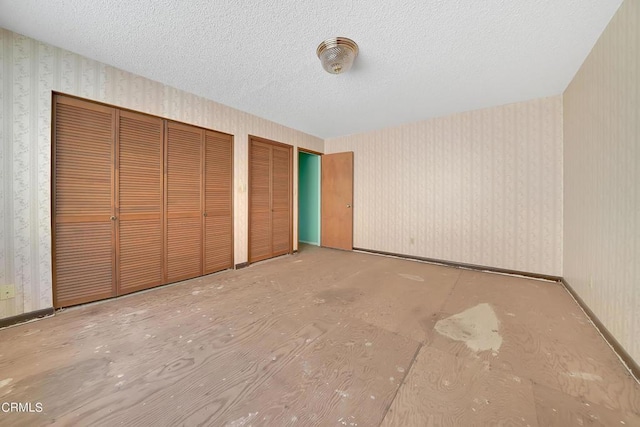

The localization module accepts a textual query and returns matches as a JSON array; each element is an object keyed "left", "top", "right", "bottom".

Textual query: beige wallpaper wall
[
  {"left": 325, "top": 96, "right": 563, "bottom": 276},
  {"left": 0, "top": 28, "right": 323, "bottom": 319},
  {"left": 563, "top": 0, "right": 639, "bottom": 363}
]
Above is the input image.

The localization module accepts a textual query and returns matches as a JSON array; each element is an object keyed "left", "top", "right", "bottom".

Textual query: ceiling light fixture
[{"left": 316, "top": 37, "right": 359, "bottom": 74}]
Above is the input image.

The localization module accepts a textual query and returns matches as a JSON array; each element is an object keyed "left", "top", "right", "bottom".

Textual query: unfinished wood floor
[{"left": 1, "top": 245, "right": 639, "bottom": 426}]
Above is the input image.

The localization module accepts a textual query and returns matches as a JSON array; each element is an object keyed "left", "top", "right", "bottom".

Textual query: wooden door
[
  {"left": 271, "top": 145, "right": 292, "bottom": 256},
  {"left": 166, "top": 122, "right": 203, "bottom": 282},
  {"left": 203, "top": 131, "right": 233, "bottom": 274},
  {"left": 117, "top": 111, "right": 164, "bottom": 294},
  {"left": 249, "top": 137, "right": 292, "bottom": 263},
  {"left": 53, "top": 96, "right": 117, "bottom": 307},
  {"left": 249, "top": 140, "right": 272, "bottom": 262},
  {"left": 321, "top": 152, "right": 354, "bottom": 250}
]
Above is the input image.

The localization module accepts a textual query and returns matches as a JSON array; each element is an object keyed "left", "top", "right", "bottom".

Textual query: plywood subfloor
[{"left": 0, "top": 245, "right": 638, "bottom": 426}]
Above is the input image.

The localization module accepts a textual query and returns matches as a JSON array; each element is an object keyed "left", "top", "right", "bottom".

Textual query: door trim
[
  {"left": 298, "top": 147, "right": 323, "bottom": 156},
  {"left": 297, "top": 148, "right": 323, "bottom": 247},
  {"left": 247, "top": 135, "right": 293, "bottom": 264}
]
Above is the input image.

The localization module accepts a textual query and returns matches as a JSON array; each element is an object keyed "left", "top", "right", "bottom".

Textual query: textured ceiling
[{"left": 0, "top": 0, "right": 622, "bottom": 138}]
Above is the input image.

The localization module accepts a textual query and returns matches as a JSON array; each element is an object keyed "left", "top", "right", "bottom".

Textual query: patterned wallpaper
[
  {"left": 563, "top": 0, "right": 639, "bottom": 363},
  {"left": 325, "top": 96, "right": 563, "bottom": 276},
  {"left": 0, "top": 28, "right": 323, "bottom": 319}
]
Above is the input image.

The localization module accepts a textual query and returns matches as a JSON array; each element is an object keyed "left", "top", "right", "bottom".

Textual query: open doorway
[{"left": 298, "top": 149, "right": 321, "bottom": 246}]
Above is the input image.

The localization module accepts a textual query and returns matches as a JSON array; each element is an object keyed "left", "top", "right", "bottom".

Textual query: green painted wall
[{"left": 298, "top": 152, "right": 320, "bottom": 245}]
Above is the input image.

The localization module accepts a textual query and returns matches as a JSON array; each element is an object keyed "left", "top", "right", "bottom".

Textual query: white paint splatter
[
  {"left": 225, "top": 412, "right": 258, "bottom": 427},
  {"left": 123, "top": 309, "right": 147, "bottom": 317},
  {"left": 302, "top": 361, "right": 312, "bottom": 376},
  {"left": 396, "top": 366, "right": 405, "bottom": 373},
  {"left": 335, "top": 389, "right": 349, "bottom": 398},
  {"left": 566, "top": 372, "right": 603, "bottom": 381},
  {"left": 365, "top": 342, "right": 372, "bottom": 347},
  {"left": 398, "top": 273, "right": 424, "bottom": 282},
  {"left": 370, "top": 395, "right": 375, "bottom": 400},
  {"left": 217, "top": 285, "right": 224, "bottom": 290},
  {"left": 0, "top": 379, "right": 12, "bottom": 388},
  {"left": 434, "top": 303, "right": 503, "bottom": 352},
  {"left": 192, "top": 290, "right": 201, "bottom": 295}
]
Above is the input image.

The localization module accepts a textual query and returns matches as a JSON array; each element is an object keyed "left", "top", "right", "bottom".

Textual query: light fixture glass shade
[{"left": 317, "top": 37, "right": 359, "bottom": 74}]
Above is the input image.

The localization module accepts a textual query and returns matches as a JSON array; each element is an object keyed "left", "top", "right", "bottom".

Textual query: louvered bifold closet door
[
  {"left": 166, "top": 122, "right": 203, "bottom": 282},
  {"left": 117, "top": 111, "right": 164, "bottom": 294},
  {"left": 204, "top": 131, "right": 233, "bottom": 274},
  {"left": 271, "top": 145, "right": 291, "bottom": 256},
  {"left": 249, "top": 141, "right": 272, "bottom": 262},
  {"left": 53, "top": 96, "right": 116, "bottom": 307}
]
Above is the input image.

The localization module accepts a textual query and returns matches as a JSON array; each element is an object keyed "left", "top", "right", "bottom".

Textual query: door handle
[
  {"left": 203, "top": 212, "right": 208, "bottom": 217},
  {"left": 347, "top": 204, "right": 351, "bottom": 208},
  {"left": 110, "top": 216, "right": 117, "bottom": 221}
]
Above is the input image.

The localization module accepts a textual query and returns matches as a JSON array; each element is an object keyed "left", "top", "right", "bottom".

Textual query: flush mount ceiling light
[{"left": 316, "top": 37, "right": 359, "bottom": 74}]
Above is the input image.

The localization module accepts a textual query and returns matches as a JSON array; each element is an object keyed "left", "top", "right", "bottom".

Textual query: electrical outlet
[{"left": 0, "top": 285, "right": 15, "bottom": 300}]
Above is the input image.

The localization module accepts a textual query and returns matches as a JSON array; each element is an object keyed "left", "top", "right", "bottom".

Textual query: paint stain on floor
[
  {"left": 434, "top": 303, "right": 503, "bottom": 353},
  {"left": 566, "top": 372, "right": 603, "bottom": 381},
  {"left": 398, "top": 273, "right": 424, "bottom": 282}
]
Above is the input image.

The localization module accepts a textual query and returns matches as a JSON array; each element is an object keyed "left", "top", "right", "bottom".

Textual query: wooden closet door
[
  {"left": 249, "top": 140, "right": 272, "bottom": 262},
  {"left": 117, "top": 111, "right": 164, "bottom": 294},
  {"left": 53, "top": 96, "right": 116, "bottom": 307},
  {"left": 271, "top": 145, "right": 292, "bottom": 256},
  {"left": 204, "top": 131, "right": 233, "bottom": 274},
  {"left": 166, "top": 122, "right": 203, "bottom": 282}
]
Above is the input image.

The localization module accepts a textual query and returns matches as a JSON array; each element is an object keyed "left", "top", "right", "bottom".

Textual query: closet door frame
[
  {"left": 51, "top": 92, "right": 235, "bottom": 308},
  {"left": 247, "top": 135, "right": 293, "bottom": 264}
]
